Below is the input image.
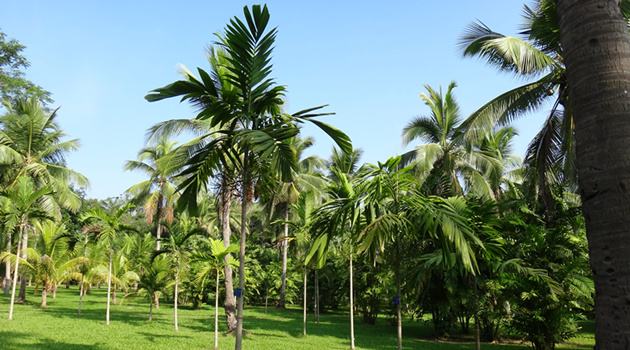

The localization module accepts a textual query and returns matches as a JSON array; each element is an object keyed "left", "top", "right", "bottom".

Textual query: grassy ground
[{"left": 0, "top": 287, "right": 594, "bottom": 349}]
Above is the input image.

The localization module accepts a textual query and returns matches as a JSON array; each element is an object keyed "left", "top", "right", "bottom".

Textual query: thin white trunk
[
  {"left": 349, "top": 252, "right": 355, "bottom": 350},
  {"left": 106, "top": 252, "right": 112, "bottom": 325},
  {"left": 215, "top": 269, "right": 220, "bottom": 350},
  {"left": 156, "top": 221, "right": 162, "bottom": 251},
  {"left": 3, "top": 230, "right": 12, "bottom": 295},
  {"left": 303, "top": 268, "right": 307, "bottom": 336},
  {"left": 279, "top": 207, "right": 289, "bottom": 308},
  {"left": 174, "top": 270, "right": 179, "bottom": 331},
  {"left": 8, "top": 227, "right": 23, "bottom": 320}
]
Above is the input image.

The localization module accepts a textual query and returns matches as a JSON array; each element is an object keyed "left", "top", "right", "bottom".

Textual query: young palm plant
[
  {"left": 81, "top": 203, "right": 137, "bottom": 325},
  {"left": 193, "top": 238, "right": 238, "bottom": 350},
  {"left": 0, "top": 176, "right": 57, "bottom": 320},
  {"left": 154, "top": 214, "right": 205, "bottom": 331}
]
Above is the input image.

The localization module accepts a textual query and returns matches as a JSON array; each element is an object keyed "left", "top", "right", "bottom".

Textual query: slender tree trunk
[
  {"left": 41, "top": 285, "right": 48, "bottom": 308},
  {"left": 220, "top": 181, "right": 238, "bottom": 332},
  {"left": 349, "top": 251, "right": 356, "bottom": 350},
  {"left": 174, "top": 269, "right": 179, "bottom": 331},
  {"left": 155, "top": 220, "right": 162, "bottom": 251},
  {"left": 78, "top": 275, "right": 84, "bottom": 316},
  {"left": 52, "top": 285, "right": 56, "bottom": 299},
  {"left": 303, "top": 268, "right": 307, "bottom": 336},
  {"left": 235, "top": 161, "right": 251, "bottom": 350},
  {"left": 3, "top": 230, "right": 12, "bottom": 295},
  {"left": 17, "top": 226, "right": 28, "bottom": 303},
  {"left": 278, "top": 206, "right": 289, "bottom": 308},
  {"left": 395, "top": 259, "right": 402, "bottom": 350},
  {"left": 106, "top": 252, "right": 113, "bottom": 325},
  {"left": 149, "top": 301, "right": 153, "bottom": 321},
  {"left": 315, "top": 269, "right": 320, "bottom": 324},
  {"left": 8, "top": 227, "right": 23, "bottom": 320},
  {"left": 475, "top": 313, "right": 481, "bottom": 350},
  {"left": 154, "top": 292, "right": 160, "bottom": 309},
  {"left": 215, "top": 269, "right": 220, "bottom": 350},
  {"left": 558, "top": 1, "right": 630, "bottom": 348}
]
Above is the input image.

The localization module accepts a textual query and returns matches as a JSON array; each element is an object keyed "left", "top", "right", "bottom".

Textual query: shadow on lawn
[{"left": 0, "top": 331, "right": 106, "bottom": 350}]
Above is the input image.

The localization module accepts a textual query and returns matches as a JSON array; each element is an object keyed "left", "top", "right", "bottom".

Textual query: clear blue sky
[{"left": 1, "top": 1, "right": 547, "bottom": 199}]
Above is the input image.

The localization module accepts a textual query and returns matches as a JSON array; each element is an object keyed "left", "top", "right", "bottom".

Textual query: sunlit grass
[{"left": 0, "top": 287, "right": 593, "bottom": 349}]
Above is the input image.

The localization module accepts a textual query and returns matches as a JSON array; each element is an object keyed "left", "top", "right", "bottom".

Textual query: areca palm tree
[
  {"left": 145, "top": 6, "right": 351, "bottom": 349},
  {"left": 260, "top": 136, "right": 326, "bottom": 308},
  {"left": 356, "top": 157, "right": 481, "bottom": 350},
  {"left": 125, "top": 136, "right": 180, "bottom": 251},
  {"left": 0, "top": 176, "right": 57, "bottom": 320},
  {"left": 155, "top": 214, "right": 204, "bottom": 331},
  {"left": 81, "top": 203, "right": 136, "bottom": 325}
]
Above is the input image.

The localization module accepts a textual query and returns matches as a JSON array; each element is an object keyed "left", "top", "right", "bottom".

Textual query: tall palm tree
[
  {"left": 0, "top": 176, "right": 56, "bottom": 320},
  {"left": 125, "top": 136, "right": 179, "bottom": 251},
  {"left": 402, "top": 82, "right": 498, "bottom": 197},
  {"left": 81, "top": 203, "right": 136, "bottom": 325},
  {"left": 557, "top": 0, "right": 630, "bottom": 346},
  {"left": 155, "top": 214, "right": 204, "bottom": 331},
  {"left": 260, "top": 136, "right": 326, "bottom": 308},
  {"left": 458, "top": 0, "right": 602, "bottom": 209},
  {"left": 0, "top": 97, "right": 87, "bottom": 301},
  {"left": 145, "top": 6, "right": 351, "bottom": 349}
]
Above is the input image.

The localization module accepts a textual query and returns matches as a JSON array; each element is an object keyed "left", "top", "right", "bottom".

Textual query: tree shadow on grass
[{"left": 0, "top": 331, "right": 106, "bottom": 350}]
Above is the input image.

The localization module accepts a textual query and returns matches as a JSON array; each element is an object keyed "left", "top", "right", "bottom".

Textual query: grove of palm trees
[{"left": 0, "top": 1, "right": 629, "bottom": 349}]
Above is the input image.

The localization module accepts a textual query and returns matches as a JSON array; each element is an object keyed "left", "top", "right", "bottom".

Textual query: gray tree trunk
[
  {"left": 106, "top": 252, "right": 113, "bottom": 325},
  {"left": 314, "top": 269, "right": 320, "bottom": 324},
  {"left": 235, "top": 161, "right": 251, "bottom": 350},
  {"left": 557, "top": 1, "right": 630, "bottom": 348},
  {"left": 219, "top": 181, "right": 238, "bottom": 332}
]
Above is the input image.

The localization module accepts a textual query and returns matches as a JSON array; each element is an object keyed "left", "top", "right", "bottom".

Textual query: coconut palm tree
[
  {"left": 0, "top": 176, "right": 56, "bottom": 320},
  {"left": 154, "top": 214, "right": 204, "bottom": 331},
  {"left": 145, "top": 6, "right": 351, "bottom": 349},
  {"left": 81, "top": 203, "right": 136, "bottom": 325},
  {"left": 21, "top": 221, "right": 86, "bottom": 308},
  {"left": 125, "top": 136, "right": 179, "bottom": 251},
  {"left": 557, "top": 0, "right": 630, "bottom": 346},
  {"left": 0, "top": 98, "right": 87, "bottom": 301},
  {"left": 402, "top": 82, "right": 498, "bottom": 198},
  {"left": 458, "top": 0, "right": 605, "bottom": 209}
]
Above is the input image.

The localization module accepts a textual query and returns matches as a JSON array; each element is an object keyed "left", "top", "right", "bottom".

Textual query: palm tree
[
  {"left": 260, "top": 136, "right": 326, "bottom": 308},
  {"left": 22, "top": 221, "right": 86, "bottom": 308},
  {"left": 0, "top": 176, "right": 56, "bottom": 320},
  {"left": 125, "top": 136, "right": 179, "bottom": 251},
  {"left": 145, "top": 6, "right": 351, "bottom": 349},
  {"left": 194, "top": 239, "right": 238, "bottom": 350},
  {"left": 81, "top": 203, "right": 136, "bottom": 325},
  {"left": 155, "top": 214, "right": 204, "bottom": 331},
  {"left": 557, "top": 0, "right": 630, "bottom": 346},
  {"left": 458, "top": 0, "right": 593, "bottom": 209},
  {"left": 402, "top": 82, "right": 498, "bottom": 198},
  {"left": 356, "top": 157, "right": 481, "bottom": 350},
  {"left": 138, "top": 256, "right": 169, "bottom": 321}
]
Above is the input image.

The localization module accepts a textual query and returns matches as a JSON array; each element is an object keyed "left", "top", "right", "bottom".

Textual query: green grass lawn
[{"left": 0, "top": 287, "right": 594, "bottom": 349}]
